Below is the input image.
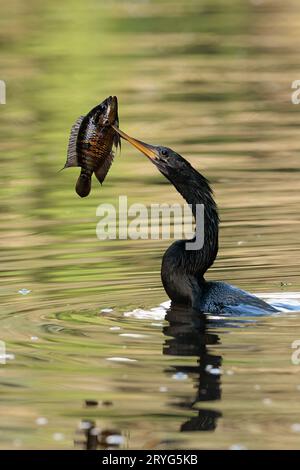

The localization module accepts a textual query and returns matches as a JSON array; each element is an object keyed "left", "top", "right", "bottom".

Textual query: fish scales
[{"left": 63, "top": 96, "right": 120, "bottom": 197}]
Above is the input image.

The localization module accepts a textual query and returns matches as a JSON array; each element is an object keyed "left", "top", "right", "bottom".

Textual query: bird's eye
[{"left": 161, "top": 149, "right": 168, "bottom": 157}]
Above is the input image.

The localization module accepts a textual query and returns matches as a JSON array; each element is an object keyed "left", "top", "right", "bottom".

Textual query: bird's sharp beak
[{"left": 111, "top": 125, "right": 158, "bottom": 160}]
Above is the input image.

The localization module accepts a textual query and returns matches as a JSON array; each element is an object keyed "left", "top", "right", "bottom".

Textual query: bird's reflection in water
[
  {"left": 163, "top": 305, "right": 222, "bottom": 432},
  {"left": 74, "top": 419, "right": 124, "bottom": 450}
]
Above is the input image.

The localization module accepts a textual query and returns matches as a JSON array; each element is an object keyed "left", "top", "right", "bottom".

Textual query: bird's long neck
[{"left": 167, "top": 166, "right": 219, "bottom": 279}]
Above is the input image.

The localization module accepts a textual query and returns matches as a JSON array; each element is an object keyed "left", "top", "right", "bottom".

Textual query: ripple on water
[{"left": 123, "top": 301, "right": 170, "bottom": 320}]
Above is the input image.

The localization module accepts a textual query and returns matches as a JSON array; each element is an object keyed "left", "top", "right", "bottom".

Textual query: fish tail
[{"left": 76, "top": 169, "right": 92, "bottom": 198}]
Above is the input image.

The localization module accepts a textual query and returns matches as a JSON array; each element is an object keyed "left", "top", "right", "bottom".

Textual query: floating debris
[
  {"left": 18, "top": 288, "right": 31, "bottom": 295},
  {"left": 35, "top": 417, "right": 48, "bottom": 426},
  {"left": 90, "top": 427, "right": 101, "bottom": 436},
  {"left": 106, "top": 357, "right": 137, "bottom": 363},
  {"left": 262, "top": 398, "right": 272, "bottom": 406},
  {"left": 106, "top": 434, "right": 124, "bottom": 446},
  {"left": 159, "top": 386, "right": 168, "bottom": 393},
  {"left": 291, "top": 423, "right": 300, "bottom": 432},
  {"left": 205, "top": 364, "right": 222, "bottom": 376},
  {"left": 172, "top": 372, "right": 188, "bottom": 381},
  {"left": 53, "top": 433, "right": 64, "bottom": 441},
  {"left": 75, "top": 420, "right": 123, "bottom": 450},
  {"left": 102, "top": 400, "right": 113, "bottom": 407},
  {"left": 109, "top": 326, "right": 121, "bottom": 331},
  {"left": 0, "top": 353, "right": 15, "bottom": 362},
  {"left": 280, "top": 282, "right": 291, "bottom": 287},
  {"left": 84, "top": 400, "right": 98, "bottom": 407},
  {"left": 79, "top": 420, "right": 94, "bottom": 431},
  {"left": 30, "top": 336, "right": 39, "bottom": 341},
  {"left": 101, "top": 308, "right": 114, "bottom": 314},
  {"left": 229, "top": 443, "right": 247, "bottom": 450},
  {"left": 226, "top": 369, "right": 234, "bottom": 376},
  {"left": 75, "top": 420, "right": 98, "bottom": 450}
]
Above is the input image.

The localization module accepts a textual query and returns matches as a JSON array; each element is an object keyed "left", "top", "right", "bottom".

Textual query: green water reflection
[{"left": 0, "top": 0, "right": 300, "bottom": 449}]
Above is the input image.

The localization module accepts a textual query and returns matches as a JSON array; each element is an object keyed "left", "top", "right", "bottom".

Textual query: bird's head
[{"left": 111, "top": 126, "right": 191, "bottom": 182}]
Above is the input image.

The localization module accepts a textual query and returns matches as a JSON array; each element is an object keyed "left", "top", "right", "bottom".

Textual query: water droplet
[
  {"left": 0, "top": 353, "right": 15, "bottom": 362},
  {"left": 106, "top": 434, "right": 124, "bottom": 445},
  {"left": 18, "top": 288, "right": 31, "bottom": 295},
  {"left": 262, "top": 398, "right": 272, "bottom": 406},
  {"left": 205, "top": 365, "right": 222, "bottom": 376},
  {"left": 291, "top": 423, "right": 300, "bottom": 432},
  {"left": 36, "top": 417, "right": 48, "bottom": 426},
  {"left": 229, "top": 444, "right": 247, "bottom": 450},
  {"left": 90, "top": 427, "right": 101, "bottom": 436},
  {"left": 79, "top": 420, "right": 94, "bottom": 430},
  {"left": 172, "top": 372, "right": 188, "bottom": 381}
]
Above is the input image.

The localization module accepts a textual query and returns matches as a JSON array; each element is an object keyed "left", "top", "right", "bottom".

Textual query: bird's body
[
  {"left": 162, "top": 243, "right": 276, "bottom": 314},
  {"left": 113, "top": 126, "right": 277, "bottom": 315}
]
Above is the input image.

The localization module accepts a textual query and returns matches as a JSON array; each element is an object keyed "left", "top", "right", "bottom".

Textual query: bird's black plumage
[
  {"left": 114, "top": 128, "right": 277, "bottom": 315},
  {"left": 157, "top": 148, "right": 276, "bottom": 314}
]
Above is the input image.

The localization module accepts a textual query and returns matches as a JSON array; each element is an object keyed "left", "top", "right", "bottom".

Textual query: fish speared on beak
[{"left": 111, "top": 125, "right": 158, "bottom": 161}]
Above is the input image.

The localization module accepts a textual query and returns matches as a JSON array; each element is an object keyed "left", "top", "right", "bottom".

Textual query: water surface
[{"left": 0, "top": 0, "right": 300, "bottom": 450}]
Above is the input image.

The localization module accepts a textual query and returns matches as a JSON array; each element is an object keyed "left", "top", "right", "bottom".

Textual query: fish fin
[
  {"left": 113, "top": 121, "right": 121, "bottom": 154},
  {"left": 113, "top": 112, "right": 121, "bottom": 152},
  {"left": 63, "top": 116, "right": 84, "bottom": 168},
  {"left": 94, "top": 151, "right": 115, "bottom": 185},
  {"left": 114, "top": 132, "right": 121, "bottom": 153}
]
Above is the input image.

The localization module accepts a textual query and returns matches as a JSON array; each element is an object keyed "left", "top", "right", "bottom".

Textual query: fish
[{"left": 63, "top": 96, "right": 121, "bottom": 197}]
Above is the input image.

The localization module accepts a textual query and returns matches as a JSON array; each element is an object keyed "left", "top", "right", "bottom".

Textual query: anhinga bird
[{"left": 113, "top": 126, "right": 277, "bottom": 315}]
